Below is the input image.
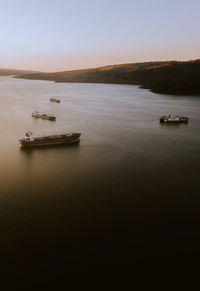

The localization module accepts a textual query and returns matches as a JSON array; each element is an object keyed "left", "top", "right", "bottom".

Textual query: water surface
[{"left": 0, "top": 76, "right": 200, "bottom": 271}]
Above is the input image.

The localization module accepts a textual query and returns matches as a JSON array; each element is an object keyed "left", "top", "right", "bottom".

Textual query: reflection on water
[
  {"left": 19, "top": 143, "right": 81, "bottom": 166},
  {"left": 0, "top": 76, "right": 200, "bottom": 273},
  {"left": 159, "top": 122, "right": 189, "bottom": 130}
]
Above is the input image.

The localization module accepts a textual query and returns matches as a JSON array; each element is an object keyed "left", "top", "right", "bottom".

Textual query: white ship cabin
[
  {"left": 25, "top": 132, "right": 35, "bottom": 141},
  {"left": 168, "top": 116, "right": 180, "bottom": 121}
]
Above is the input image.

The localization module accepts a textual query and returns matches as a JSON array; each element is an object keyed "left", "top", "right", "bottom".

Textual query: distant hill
[
  {"left": 15, "top": 60, "right": 200, "bottom": 95},
  {"left": 0, "top": 68, "right": 39, "bottom": 76}
]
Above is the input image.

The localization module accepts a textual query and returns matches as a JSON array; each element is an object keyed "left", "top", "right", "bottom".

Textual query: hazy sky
[{"left": 0, "top": 0, "right": 199, "bottom": 71}]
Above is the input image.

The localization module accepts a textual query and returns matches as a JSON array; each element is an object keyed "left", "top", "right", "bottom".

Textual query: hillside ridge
[{"left": 15, "top": 59, "right": 200, "bottom": 95}]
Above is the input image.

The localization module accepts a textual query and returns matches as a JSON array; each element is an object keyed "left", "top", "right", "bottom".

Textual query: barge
[
  {"left": 160, "top": 115, "right": 189, "bottom": 123},
  {"left": 49, "top": 97, "right": 61, "bottom": 103},
  {"left": 32, "top": 111, "right": 56, "bottom": 121},
  {"left": 19, "top": 132, "right": 81, "bottom": 147}
]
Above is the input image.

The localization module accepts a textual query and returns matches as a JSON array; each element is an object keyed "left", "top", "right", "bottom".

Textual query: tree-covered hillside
[{"left": 15, "top": 60, "right": 200, "bottom": 95}]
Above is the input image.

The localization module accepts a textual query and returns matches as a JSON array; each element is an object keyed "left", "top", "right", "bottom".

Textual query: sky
[{"left": 0, "top": 0, "right": 199, "bottom": 72}]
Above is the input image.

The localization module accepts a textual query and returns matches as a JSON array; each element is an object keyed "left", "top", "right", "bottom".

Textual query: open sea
[{"left": 0, "top": 76, "right": 200, "bottom": 275}]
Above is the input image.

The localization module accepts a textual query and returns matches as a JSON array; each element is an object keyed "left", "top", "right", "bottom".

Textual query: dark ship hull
[{"left": 19, "top": 132, "right": 81, "bottom": 147}]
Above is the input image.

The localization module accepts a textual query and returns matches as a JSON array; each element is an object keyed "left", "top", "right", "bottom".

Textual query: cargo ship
[
  {"left": 160, "top": 115, "right": 189, "bottom": 123},
  {"left": 49, "top": 97, "right": 60, "bottom": 103},
  {"left": 32, "top": 111, "right": 56, "bottom": 121},
  {"left": 19, "top": 132, "right": 81, "bottom": 147}
]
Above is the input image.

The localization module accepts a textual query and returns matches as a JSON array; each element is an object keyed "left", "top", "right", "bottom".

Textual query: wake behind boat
[
  {"left": 19, "top": 132, "right": 81, "bottom": 147},
  {"left": 32, "top": 111, "right": 56, "bottom": 121}
]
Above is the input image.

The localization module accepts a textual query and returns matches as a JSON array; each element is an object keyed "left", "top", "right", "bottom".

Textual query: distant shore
[
  {"left": 0, "top": 68, "right": 39, "bottom": 76},
  {"left": 11, "top": 59, "right": 200, "bottom": 95}
]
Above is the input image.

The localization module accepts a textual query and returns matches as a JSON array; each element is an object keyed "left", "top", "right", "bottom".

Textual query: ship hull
[
  {"left": 163, "top": 120, "right": 188, "bottom": 123},
  {"left": 50, "top": 100, "right": 60, "bottom": 103},
  {"left": 32, "top": 115, "right": 56, "bottom": 121},
  {"left": 20, "top": 138, "right": 80, "bottom": 147},
  {"left": 160, "top": 119, "right": 188, "bottom": 123}
]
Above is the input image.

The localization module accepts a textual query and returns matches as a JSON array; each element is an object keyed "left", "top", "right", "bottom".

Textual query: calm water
[{"left": 0, "top": 76, "right": 200, "bottom": 272}]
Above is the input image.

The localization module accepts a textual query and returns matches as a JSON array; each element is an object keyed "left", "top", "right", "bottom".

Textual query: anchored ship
[
  {"left": 160, "top": 115, "right": 189, "bottom": 123},
  {"left": 32, "top": 111, "right": 56, "bottom": 121},
  {"left": 49, "top": 97, "right": 61, "bottom": 103},
  {"left": 19, "top": 132, "right": 81, "bottom": 147}
]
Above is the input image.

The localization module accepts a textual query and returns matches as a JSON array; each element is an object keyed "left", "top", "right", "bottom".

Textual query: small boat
[
  {"left": 19, "top": 132, "right": 81, "bottom": 147},
  {"left": 32, "top": 111, "right": 56, "bottom": 121},
  {"left": 160, "top": 115, "right": 189, "bottom": 123},
  {"left": 49, "top": 97, "right": 60, "bottom": 103}
]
